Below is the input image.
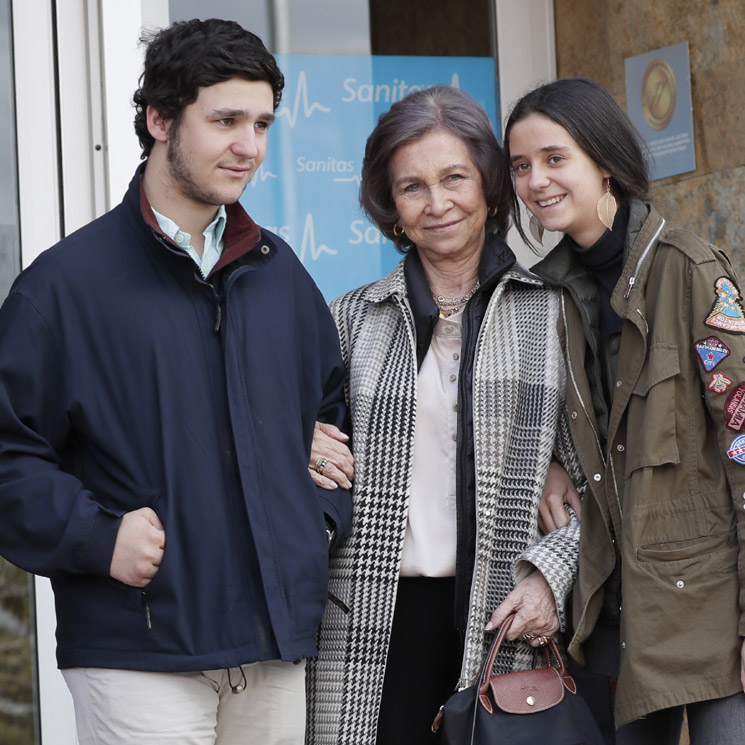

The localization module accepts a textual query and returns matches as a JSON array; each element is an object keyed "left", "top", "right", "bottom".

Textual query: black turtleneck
[{"left": 567, "top": 203, "right": 629, "bottom": 404}]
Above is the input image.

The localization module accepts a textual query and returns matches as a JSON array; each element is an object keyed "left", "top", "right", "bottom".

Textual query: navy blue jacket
[{"left": 0, "top": 171, "right": 352, "bottom": 671}]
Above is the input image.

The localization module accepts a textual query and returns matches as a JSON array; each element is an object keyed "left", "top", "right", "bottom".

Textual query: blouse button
[{"left": 676, "top": 580, "right": 685, "bottom": 589}]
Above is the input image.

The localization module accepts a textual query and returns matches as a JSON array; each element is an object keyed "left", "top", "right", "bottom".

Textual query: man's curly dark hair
[{"left": 133, "top": 18, "right": 284, "bottom": 159}]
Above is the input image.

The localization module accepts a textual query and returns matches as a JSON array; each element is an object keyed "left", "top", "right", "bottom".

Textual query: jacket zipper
[
  {"left": 141, "top": 591, "right": 152, "bottom": 629},
  {"left": 156, "top": 232, "right": 223, "bottom": 331},
  {"left": 623, "top": 219, "right": 666, "bottom": 298}
]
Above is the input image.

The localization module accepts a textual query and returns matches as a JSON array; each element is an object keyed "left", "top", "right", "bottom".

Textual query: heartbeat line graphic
[
  {"left": 276, "top": 71, "right": 331, "bottom": 128},
  {"left": 248, "top": 163, "right": 278, "bottom": 187},
  {"left": 297, "top": 213, "right": 337, "bottom": 262},
  {"left": 334, "top": 175, "right": 361, "bottom": 185}
]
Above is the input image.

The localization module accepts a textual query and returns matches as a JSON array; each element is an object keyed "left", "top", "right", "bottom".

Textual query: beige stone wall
[{"left": 554, "top": 0, "right": 745, "bottom": 275}]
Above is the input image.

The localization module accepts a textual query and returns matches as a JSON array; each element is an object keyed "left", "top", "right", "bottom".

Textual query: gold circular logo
[{"left": 641, "top": 58, "right": 676, "bottom": 130}]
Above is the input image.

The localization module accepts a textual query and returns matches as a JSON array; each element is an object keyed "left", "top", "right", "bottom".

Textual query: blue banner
[{"left": 241, "top": 55, "right": 498, "bottom": 301}]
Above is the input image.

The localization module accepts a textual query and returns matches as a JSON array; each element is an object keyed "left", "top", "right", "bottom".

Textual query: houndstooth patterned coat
[{"left": 306, "top": 258, "right": 583, "bottom": 745}]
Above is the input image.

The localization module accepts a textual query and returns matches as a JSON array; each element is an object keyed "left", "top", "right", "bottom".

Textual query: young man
[{"left": 0, "top": 18, "right": 351, "bottom": 744}]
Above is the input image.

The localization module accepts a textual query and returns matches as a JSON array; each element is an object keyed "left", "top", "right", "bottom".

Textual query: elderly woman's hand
[
  {"left": 309, "top": 422, "right": 354, "bottom": 490},
  {"left": 538, "top": 461, "right": 582, "bottom": 534},
  {"left": 484, "top": 570, "right": 559, "bottom": 647}
]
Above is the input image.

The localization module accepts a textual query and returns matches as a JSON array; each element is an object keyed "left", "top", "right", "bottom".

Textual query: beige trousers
[{"left": 62, "top": 660, "right": 306, "bottom": 745}]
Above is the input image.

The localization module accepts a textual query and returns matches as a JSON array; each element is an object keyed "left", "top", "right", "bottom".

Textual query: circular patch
[{"left": 727, "top": 434, "right": 745, "bottom": 464}]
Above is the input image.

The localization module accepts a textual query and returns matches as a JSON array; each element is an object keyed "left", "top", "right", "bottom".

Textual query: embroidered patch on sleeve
[
  {"left": 695, "top": 336, "right": 730, "bottom": 370},
  {"left": 727, "top": 433, "right": 745, "bottom": 463},
  {"left": 724, "top": 383, "right": 745, "bottom": 430},
  {"left": 705, "top": 277, "right": 745, "bottom": 334},
  {"left": 709, "top": 372, "right": 733, "bottom": 394}
]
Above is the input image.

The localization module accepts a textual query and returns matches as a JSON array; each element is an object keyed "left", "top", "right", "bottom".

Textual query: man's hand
[
  {"left": 309, "top": 422, "right": 354, "bottom": 490},
  {"left": 538, "top": 461, "right": 582, "bottom": 534},
  {"left": 109, "top": 507, "right": 165, "bottom": 587}
]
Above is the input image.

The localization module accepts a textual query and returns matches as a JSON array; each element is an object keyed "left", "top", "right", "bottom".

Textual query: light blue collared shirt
[{"left": 152, "top": 205, "right": 227, "bottom": 278}]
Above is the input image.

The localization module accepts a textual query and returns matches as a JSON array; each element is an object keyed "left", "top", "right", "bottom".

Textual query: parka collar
[
  {"left": 614, "top": 201, "right": 666, "bottom": 304},
  {"left": 530, "top": 199, "right": 657, "bottom": 293}
]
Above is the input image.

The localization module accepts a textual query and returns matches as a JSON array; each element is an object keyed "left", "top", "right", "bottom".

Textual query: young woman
[{"left": 504, "top": 77, "right": 745, "bottom": 745}]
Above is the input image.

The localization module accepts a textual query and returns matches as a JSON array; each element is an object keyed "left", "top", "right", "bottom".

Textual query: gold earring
[
  {"left": 488, "top": 206, "right": 498, "bottom": 218},
  {"left": 393, "top": 224, "right": 405, "bottom": 237},
  {"left": 529, "top": 214, "right": 544, "bottom": 246},
  {"left": 597, "top": 178, "right": 617, "bottom": 230}
]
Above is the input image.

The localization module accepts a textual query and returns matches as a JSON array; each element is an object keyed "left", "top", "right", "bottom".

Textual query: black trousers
[{"left": 375, "top": 576, "right": 463, "bottom": 745}]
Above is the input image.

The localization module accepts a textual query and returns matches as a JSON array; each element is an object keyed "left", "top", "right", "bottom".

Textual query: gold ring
[
  {"left": 314, "top": 458, "right": 328, "bottom": 474},
  {"left": 522, "top": 633, "right": 537, "bottom": 641},
  {"left": 537, "top": 636, "right": 550, "bottom": 646}
]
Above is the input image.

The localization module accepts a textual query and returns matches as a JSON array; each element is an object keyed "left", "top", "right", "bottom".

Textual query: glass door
[{"left": 0, "top": 0, "right": 37, "bottom": 743}]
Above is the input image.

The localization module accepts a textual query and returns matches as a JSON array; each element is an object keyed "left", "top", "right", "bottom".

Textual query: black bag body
[{"left": 433, "top": 615, "right": 604, "bottom": 745}]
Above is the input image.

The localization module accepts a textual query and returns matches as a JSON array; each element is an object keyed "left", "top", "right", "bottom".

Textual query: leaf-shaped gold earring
[
  {"left": 529, "top": 214, "right": 544, "bottom": 246},
  {"left": 597, "top": 178, "right": 617, "bottom": 230}
]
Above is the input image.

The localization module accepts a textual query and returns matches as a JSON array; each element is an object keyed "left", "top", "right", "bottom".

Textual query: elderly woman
[{"left": 306, "top": 85, "right": 583, "bottom": 745}]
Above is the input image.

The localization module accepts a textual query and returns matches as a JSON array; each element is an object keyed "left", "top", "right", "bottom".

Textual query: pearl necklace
[{"left": 432, "top": 281, "right": 480, "bottom": 319}]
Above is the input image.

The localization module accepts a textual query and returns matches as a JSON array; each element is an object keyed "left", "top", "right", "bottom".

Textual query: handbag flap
[{"left": 489, "top": 666, "right": 565, "bottom": 714}]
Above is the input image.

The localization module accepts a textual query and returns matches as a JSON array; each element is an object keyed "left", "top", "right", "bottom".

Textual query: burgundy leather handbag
[{"left": 432, "top": 614, "right": 604, "bottom": 744}]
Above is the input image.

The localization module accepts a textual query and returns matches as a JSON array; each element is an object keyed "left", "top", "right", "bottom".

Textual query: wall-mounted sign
[
  {"left": 624, "top": 41, "right": 696, "bottom": 181},
  {"left": 241, "top": 55, "right": 499, "bottom": 301}
]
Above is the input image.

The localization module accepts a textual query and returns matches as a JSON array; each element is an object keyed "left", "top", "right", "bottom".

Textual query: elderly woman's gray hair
[{"left": 359, "top": 85, "right": 512, "bottom": 252}]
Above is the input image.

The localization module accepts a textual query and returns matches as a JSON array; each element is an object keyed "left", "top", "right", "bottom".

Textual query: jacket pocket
[
  {"left": 637, "top": 530, "right": 736, "bottom": 563},
  {"left": 623, "top": 529, "right": 740, "bottom": 695},
  {"left": 624, "top": 343, "right": 680, "bottom": 477}
]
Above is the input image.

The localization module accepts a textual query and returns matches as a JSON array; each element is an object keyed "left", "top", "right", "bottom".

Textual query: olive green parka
[{"left": 533, "top": 202, "right": 745, "bottom": 725}]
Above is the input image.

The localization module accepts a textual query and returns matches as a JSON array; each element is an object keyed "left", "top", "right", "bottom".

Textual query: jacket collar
[
  {"left": 358, "top": 233, "right": 520, "bottom": 370},
  {"left": 614, "top": 201, "right": 665, "bottom": 305},
  {"left": 530, "top": 199, "right": 657, "bottom": 294},
  {"left": 131, "top": 164, "right": 263, "bottom": 276},
  {"left": 359, "top": 231, "right": 518, "bottom": 305},
  {"left": 360, "top": 257, "right": 408, "bottom": 304}
]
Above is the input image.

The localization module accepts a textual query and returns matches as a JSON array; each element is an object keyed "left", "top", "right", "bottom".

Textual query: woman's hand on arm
[
  {"left": 309, "top": 422, "right": 354, "bottom": 490},
  {"left": 538, "top": 461, "right": 582, "bottom": 534},
  {"left": 485, "top": 570, "right": 560, "bottom": 646}
]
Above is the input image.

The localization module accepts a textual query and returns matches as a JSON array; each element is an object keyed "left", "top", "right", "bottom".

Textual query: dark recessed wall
[{"left": 369, "top": 0, "right": 492, "bottom": 56}]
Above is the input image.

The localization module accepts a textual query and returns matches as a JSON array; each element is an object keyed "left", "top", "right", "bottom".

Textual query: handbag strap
[{"left": 477, "top": 614, "right": 576, "bottom": 705}]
